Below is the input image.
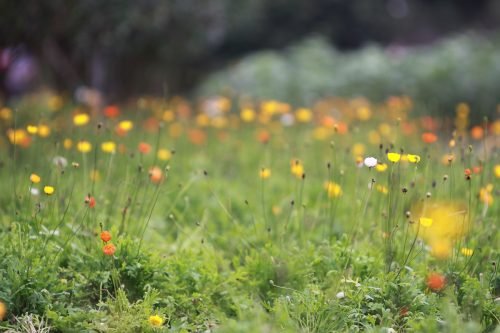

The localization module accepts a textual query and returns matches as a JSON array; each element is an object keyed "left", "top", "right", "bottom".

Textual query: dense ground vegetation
[{"left": 0, "top": 93, "right": 498, "bottom": 332}]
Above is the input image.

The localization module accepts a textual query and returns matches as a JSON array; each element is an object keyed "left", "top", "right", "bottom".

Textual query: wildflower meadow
[{"left": 0, "top": 93, "right": 498, "bottom": 332}]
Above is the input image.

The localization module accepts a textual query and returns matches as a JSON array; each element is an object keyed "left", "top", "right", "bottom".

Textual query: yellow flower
[
  {"left": 43, "top": 186, "right": 55, "bottom": 195},
  {"left": 63, "top": 138, "right": 73, "bottom": 150},
  {"left": 419, "top": 217, "right": 433, "bottom": 227},
  {"left": 376, "top": 184, "right": 388, "bottom": 194},
  {"left": 387, "top": 152, "right": 401, "bottom": 163},
  {"left": 325, "top": 181, "right": 342, "bottom": 198},
  {"left": 240, "top": 108, "right": 256, "bottom": 122},
  {"left": 352, "top": 143, "right": 365, "bottom": 158},
  {"left": 148, "top": 315, "right": 164, "bottom": 327},
  {"left": 0, "top": 107, "right": 12, "bottom": 121},
  {"left": 30, "top": 173, "right": 41, "bottom": 184},
  {"left": 38, "top": 125, "right": 51, "bottom": 138},
  {"left": 259, "top": 168, "right": 271, "bottom": 179},
  {"left": 295, "top": 108, "right": 312, "bottom": 123},
  {"left": 90, "top": 170, "right": 101, "bottom": 182},
  {"left": 196, "top": 113, "right": 210, "bottom": 127},
  {"left": 290, "top": 160, "right": 304, "bottom": 178},
  {"left": 461, "top": 247, "right": 473, "bottom": 256},
  {"left": 118, "top": 120, "right": 134, "bottom": 132},
  {"left": 407, "top": 154, "right": 421, "bottom": 163},
  {"left": 77, "top": 140, "right": 92, "bottom": 153},
  {"left": 101, "top": 141, "right": 116, "bottom": 153},
  {"left": 162, "top": 110, "right": 175, "bottom": 122},
  {"left": 495, "top": 164, "right": 500, "bottom": 178},
  {"left": 7, "top": 129, "right": 29, "bottom": 146},
  {"left": 157, "top": 149, "right": 172, "bottom": 161},
  {"left": 375, "top": 163, "right": 388, "bottom": 172},
  {"left": 430, "top": 240, "right": 452, "bottom": 260},
  {"left": 26, "top": 125, "right": 38, "bottom": 134},
  {"left": 73, "top": 113, "right": 90, "bottom": 126}
]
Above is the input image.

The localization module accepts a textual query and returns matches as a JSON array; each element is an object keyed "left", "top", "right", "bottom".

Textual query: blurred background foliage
[{"left": 1, "top": 0, "right": 500, "bottom": 117}]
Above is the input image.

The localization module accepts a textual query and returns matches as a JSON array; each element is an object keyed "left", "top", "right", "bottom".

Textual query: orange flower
[
  {"left": 103, "top": 243, "right": 116, "bottom": 256},
  {"left": 0, "top": 301, "right": 6, "bottom": 320},
  {"left": 149, "top": 166, "right": 164, "bottom": 184},
  {"left": 85, "top": 195, "right": 96, "bottom": 208},
  {"left": 100, "top": 231, "right": 112, "bottom": 243},
  {"left": 188, "top": 129, "right": 207, "bottom": 145},
  {"left": 470, "top": 125, "right": 484, "bottom": 140},
  {"left": 257, "top": 129, "right": 270, "bottom": 144},
  {"left": 138, "top": 142, "right": 152, "bottom": 154},
  {"left": 464, "top": 168, "right": 471, "bottom": 177},
  {"left": 427, "top": 273, "right": 446, "bottom": 292},
  {"left": 421, "top": 132, "right": 438, "bottom": 144}
]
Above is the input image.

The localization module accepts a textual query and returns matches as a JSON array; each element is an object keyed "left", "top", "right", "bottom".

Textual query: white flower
[
  {"left": 364, "top": 157, "right": 378, "bottom": 168},
  {"left": 336, "top": 291, "right": 345, "bottom": 299},
  {"left": 30, "top": 187, "right": 40, "bottom": 196},
  {"left": 52, "top": 156, "right": 68, "bottom": 168}
]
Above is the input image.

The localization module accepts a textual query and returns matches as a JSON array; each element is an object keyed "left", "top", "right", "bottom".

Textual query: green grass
[{"left": 0, "top": 94, "right": 498, "bottom": 332}]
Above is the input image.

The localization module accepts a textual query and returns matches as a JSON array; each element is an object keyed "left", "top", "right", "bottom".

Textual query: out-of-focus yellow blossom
[
  {"left": 30, "top": 173, "right": 41, "bottom": 183},
  {"left": 157, "top": 149, "right": 172, "bottom": 161},
  {"left": 494, "top": 165, "right": 500, "bottom": 178},
  {"left": 118, "top": 120, "right": 134, "bottom": 132},
  {"left": 296, "top": 108, "right": 312, "bottom": 123},
  {"left": 376, "top": 185, "right": 388, "bottom": 194},
  {"left": 0, "top": 107, "right": 13, "bottom": 121},
  {"left": 291, "top": 160, "right": 304, "bottom": 178},
  {"left": 240, "top": 108, "right": 256, "bottom": 122},
  {"left": 356, "top": 106, "right": 372, "bottom": 121},
  {"left": 73, "top": 113, "right": 90, "bottom": 126},
  {"left": 38, "top": 125, "right": 51, "bottom": 138},
  {"left": 479, "top": 184, "right": 494, "bottom": 205},
  {"left": 352, "top": 143, "right": 365, "bottom": 158},
  {"left": 162, "top": 110, "right": 175, "bottom": 122},
  {"left": 196, "top": 113, "right": 210, "bottom": 127},
  {"left": 407, "top": 154, "right": 421, "bottom": 163},
  {"left": 77, "top": 140, "right": 92, "bottom": 153},
  {"left": 169, "top": 122, "right": 183, "bottom": 138},
  {"left": 63, "top": 138, "right": 73, "bottom": 150},
  {"left": 26, "top": 125, "right": 38, "bottom": 135},
  {"left": 325, "top": 181, "right": 342, "bottom": 198},
  {"left": 375, "top": 163, "right": 388, "bottom": 172},
  {"left": 101, "top": 141, "right": 116, "bottom": 153},
  {"left": 90, "top": 170, "right": 101, "bottom": 182},
  {"left": 259, "top": 168, "right": 271, "bottom": 179},
  {"left": 312, "top": 126, "right": 330, "bottom": 140}
]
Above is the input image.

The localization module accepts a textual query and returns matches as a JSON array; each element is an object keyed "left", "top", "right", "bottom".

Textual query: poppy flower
[
  {"left": 103, "top": 243, "right": 116, "bottom": 256},
  {"left": 104, "top": 105, "right": 120, "bottom": 118},
  {"left": 427, "top": 273, "right": 446, "bottom": 292},
  {"left": 100, "top": 231, "right": 111, "bottom": 243},
  {"left": 149, "top": 166, "right": 164, "bottom": 184}
]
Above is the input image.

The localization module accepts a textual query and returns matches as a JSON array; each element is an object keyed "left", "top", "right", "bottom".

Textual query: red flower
[
  {"left": 427, "top": 273, "right": 446, "bottom": 292},
  {"left": 85, "top": 195, "right": 96, "bottom": 208},
  {"left": 104, "top": 105, "right": 120, "bottom": 118},
  {"left": 100, "top": 231, "right": 112, "bottom": 243},
  {"left": 103, "top": 243, "right": 116, "bottom": 256}
]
